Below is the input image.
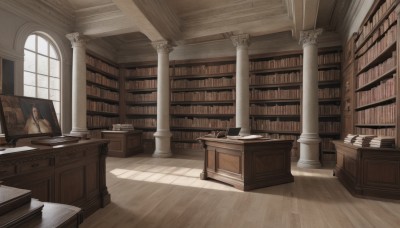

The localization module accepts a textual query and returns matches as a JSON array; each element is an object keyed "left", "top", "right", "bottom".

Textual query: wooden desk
[
  {"left": 101, "top": 130, "right": 143, "bottom": 157},
  {"left": 0, "top": 139, "right": 110, "bottom": 218},
  {"left": 333, "top": 141, "right": 400, "bottom": 199},
  {"left": 198, "top": 138, "right": 294, "bottom": 191}
]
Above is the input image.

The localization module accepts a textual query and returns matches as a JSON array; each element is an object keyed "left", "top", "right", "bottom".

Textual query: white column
[
  {"left": 231, "top": 34, "right": 250, "bottom": 136},
  {"left": 297, "top": 29, "right": 323, "bottom": 168},
  {"left": 152, "top": 41, "right": 172, "bottom": 158},
  {"left": 66, "top": 32, "right": 88, "bottom": 137}
]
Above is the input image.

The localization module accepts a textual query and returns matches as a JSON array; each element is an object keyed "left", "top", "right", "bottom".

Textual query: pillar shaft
[
  {"left": 152, "top": 41, "right": 172, "bottom": 158},
  {"left": 297, "top": 29, "right": 323, "bottom": 168},
  {"left": 66, "top": 33, "right": 88, "bottom": 136},
  {"left": 231, "top": 34, "right": 250, "bottom": 135}
]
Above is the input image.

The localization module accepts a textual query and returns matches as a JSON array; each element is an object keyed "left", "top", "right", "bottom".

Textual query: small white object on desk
[{"left": 227, "top": 135, "right": 265, "bottom": 140}]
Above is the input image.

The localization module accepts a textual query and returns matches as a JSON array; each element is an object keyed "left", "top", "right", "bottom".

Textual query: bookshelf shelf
[
  {"left": 86, "top": 65, "right": 119, "bottom": 80},
  {"left": 87, "top": 111, "right": 119, "bottom": 116},
  {"left": 357, "top": 41, "right": 396, "bottom": 74},
  {"left": 171, "top": 114, "right": 235, "bottom": 118},
  {"left": 126, "top": 88, "right": 157, "bottom": 93},
  {"left": 172, "top": 86, "right": 235, "bottom": 92},
  {"left": 126, "top": 75, "right": 158, "bottom": 80},
  {"left": 355, "top": 96, "right": 396, "bottom": 110},
  {"left": 87, "top": 95, "right": 119, "bottom": 104},
  {"left": 250, "top": 66, "right": 302, "bottom": 74},
  {"left": 171, "top": 72, "right": 234, "bottom": 79},
  {"left": 87, "top": 81, "right": 119, "bottom": 92},
  {"left": 355, "top": 124, "right": 396, "bottom": 127},
  {"left": 171, "top": 101, "right": 235, "bottom": 105}
]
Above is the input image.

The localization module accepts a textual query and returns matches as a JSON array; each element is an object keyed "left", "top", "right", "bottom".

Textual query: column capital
[
  {"left": 299, "top": 29, "right": 323, "bottom": 47},
  {"left": 152, "top": 40, "right": 173, "bottom": 54},
  {"left": 66, "top": 32, "right": 88, "bottom": 48},
  {"left": 231, "top": 34, "right": 250, "bottom": 48}
]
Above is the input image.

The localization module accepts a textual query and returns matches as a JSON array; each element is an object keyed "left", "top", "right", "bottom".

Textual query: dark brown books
[{"left": 0, "top": 185, "right": 31, "bottom": 216}]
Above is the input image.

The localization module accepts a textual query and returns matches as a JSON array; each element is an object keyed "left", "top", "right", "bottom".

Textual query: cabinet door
[
  {"left": 54, "top": 160, "right": 86, "bottom": 205},
  {"left": 3, "top": 169, "right": 53, "bottom": 202}
]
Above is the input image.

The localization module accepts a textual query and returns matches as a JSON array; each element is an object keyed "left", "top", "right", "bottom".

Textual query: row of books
[
  {"left": 319, "top": 104, "right": 341, "bottom": 115},
  {"left": 250, "top": 104, "right": 300, "bottom": 115},
  {"left": 127, "top": 105, "right": 157, "bottom": 115},
  {"left": 129, "top": 118, "right": 157, "bottom": 127},
  {"left": 86, "top": 55, "right": 119, "bottom": 76},
  {"left": 357, "top": 54, "right": 396, "bottom": 88},
  {"left": 250, "top": 72, "right": 301, "bottom": 84},
  {"left": 344, "top": 134, "right": 395, "bottom": 148},
  {"left": 125, "top": 67, "right": 173, "bottom": 77},
  {"left": 171, "top": 117, "right": 235, "bottom": 129},
  {"left": 356, "top": 10, "right": 397, "bottom": 53},
  {"left": 251, "top": 120, "right": 300, "bottom": 131},
  {"left": 126, "top": 92, "right": 157, "bottom": 102},
  {"left": 356, "top": 77, "right": 395, "bottom": 107},
  {"left": 171, "top": 131, "right": 207, "bottom": 140},
  {"left": 172, "top": 77, "right": 234, "bottom": 88},
  {"left": 318, "top": 87, "right": 341, "bottom": 99},
  {"left": 356, "top": 103, "right": 396, "bottom": 124},
  {"left": 357, "top": 25, "right": 397, "bottom": 72},
  {"left": 87, "top": 85, "right": 119, "bottom": 101},
  {"left": 174, "top": 64, "right": 235, "bottom": 76},
  {"left": 321, "top": 138, "right": 335, "bottom": 151},
  {"left": 250, "top": 88, "right": 300, "bottom": 100},
  {"left": 87, "top": 100, "right": 119, "bottom": 113},
  {"left": 87, "top": 115, "right": 119, "bottom": 128},
  {"left": 319, "top": 122, "right": 341, "bottom": 133},
  {"left": 355, "top": 127, "right": 395, "bottom": 137},
  {"left": 87, "top": 70, "right": 119, "bottom": 89},
  {"left": 250, "top": 56, "right": 303, "bottom": 70},
  {"left": 317, "top": 69, "right": 341, "bottom": 81},
  {"left": 142, "top": 131, "right": 155, "bottom": 140},
  {"left": 317, "top": 52, "right": 342, "bottom": 65},
  {"left": 125, "top": 79, "right": 157, "bottom": 90},
  {"left": 170, "top": 105, "right": 235, "bottom": 115},
  {"left": 356, "top": 0, "right": 397, "bottom": 48},
  {"left": 171, "top": 91, "right": 235, "bottom": 101}
]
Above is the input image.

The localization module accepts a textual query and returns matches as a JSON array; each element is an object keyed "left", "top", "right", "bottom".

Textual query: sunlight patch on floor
[{"left": 110, "top": 166, "right": 239, "bottom": 192}]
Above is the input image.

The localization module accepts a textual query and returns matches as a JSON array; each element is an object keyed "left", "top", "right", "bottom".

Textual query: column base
[
  {"left": 70, "top": 128, "right": 89, "bottom": 138},
  {"left": 239, "top": 127, "right": 250, "bottom": 136},
  {"left": 297, "top": 133, "right": 321, "bottom": 169},
  {"left": 153, "top": 130, "right": 172, "bottom": 158}
]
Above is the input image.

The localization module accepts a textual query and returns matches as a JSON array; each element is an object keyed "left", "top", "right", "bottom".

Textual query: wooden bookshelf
[
  {"left": 351, "top": 0, "right": 399, "bottom": 142},
  {"left": 170, "top": 60, "right": 236, "bottom": 151},
  {"left": 85, "top": 52, "right": 120, "bottom": 137}
]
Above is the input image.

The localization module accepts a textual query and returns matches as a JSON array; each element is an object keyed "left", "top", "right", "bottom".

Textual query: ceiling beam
[{"left": 290, "top": 0, "right": 320, "bottom": 39}]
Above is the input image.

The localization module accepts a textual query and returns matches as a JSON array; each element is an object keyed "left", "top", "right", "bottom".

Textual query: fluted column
[
  {"left": 297, "top": 29, "right": 323, "bottom": 168},
  {"left": 66, "top": 32, "right": 88, "bottom": 136},
  {"left": 152, "top": 41, "right": 173, "bottom": 158},
  {"left": 231, "top": 34, "right": 250, "bottom": 135}
]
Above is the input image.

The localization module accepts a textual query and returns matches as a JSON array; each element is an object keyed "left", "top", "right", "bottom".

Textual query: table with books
[{"left": 333, "top": 134, "right": 400, "bottom": 199}]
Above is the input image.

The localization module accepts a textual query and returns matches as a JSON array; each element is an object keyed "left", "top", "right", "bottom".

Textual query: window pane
[
  {"left": 50, "top": 89, "right": 60, "bottom": 101},
  {"left": 24, "top": 85, "right": 36, "bottom": 97},
  {"left": 37, "top": 36, "right": 48, "bottom": 55},
  {"left": 37, "top": 88, "right": 48, "bottom": 99},
  {"left": 24, "top": 71, "right": 36, "bottom": 86},
  {"left": 37, "top": 55, "right": 49, "bottom": 75},
  {"left": 49, "top": 45, "right": 58, "bottom": 59},
  {"left": 50, "top": 77, "right": 60, "bottom": 89},
  {"left": 25, "top": 35, "right": 36, "bottom": 51},
  {"left": 53, "top": 101, "right": 60, "bottom": 113},
  {"left": 24, "top": 50, "right": 36, "bottom": 72},
  {"left": 50, "top": 59, "right": 60, "bottom": 77},
  {"left": 38, "top": 74, "right": 49, "bottom": 88}
]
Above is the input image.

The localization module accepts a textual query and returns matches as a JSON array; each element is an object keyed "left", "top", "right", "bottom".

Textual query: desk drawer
[
  {"left": 18, "top": 158, "right": 52, "bottom": 173},
  {"left": 0, "top": 164, "right": 16, "bottom": 178}
]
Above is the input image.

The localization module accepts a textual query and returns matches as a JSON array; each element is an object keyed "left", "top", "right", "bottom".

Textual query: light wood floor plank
[{"left": 81, "top": 152, "right": 400, "bottom": 228}]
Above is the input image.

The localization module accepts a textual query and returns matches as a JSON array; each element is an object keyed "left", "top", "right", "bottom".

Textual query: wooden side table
[{"left": 101, "top": 130, "right": 143, "bottom": 157}]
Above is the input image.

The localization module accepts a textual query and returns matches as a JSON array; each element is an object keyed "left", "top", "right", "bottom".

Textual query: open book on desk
[
  {"left": 227, "top": 135, "right": 266, "bottom": 140},
  {"left": 203, "top": 131, "right": 226, "bottom": 138}
]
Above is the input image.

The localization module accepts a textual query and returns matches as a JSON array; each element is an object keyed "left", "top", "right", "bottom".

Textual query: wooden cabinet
[
  {"left": 333, "top": 141, "right": 400, "bottom": 199},
  {"left": 101, "top": 130, "right": 143, "bottom": 157},
  {"left": 0, "top": 139, "right": 110, "bottom": 218},
  {"left": 86, "top": 52, "right": 120, "bottom": 138},
  {"left": 199, "top": 138, "right": 294, "bottom": 191}
]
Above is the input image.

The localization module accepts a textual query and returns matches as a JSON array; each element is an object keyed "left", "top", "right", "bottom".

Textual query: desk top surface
[{"left": 198, "top": 137, "right": 293, "bottom": 145}]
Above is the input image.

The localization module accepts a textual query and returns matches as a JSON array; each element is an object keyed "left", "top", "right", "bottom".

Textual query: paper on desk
[
  {"left": 227, "top": 135, "right": 264, "bottom": 140},
  {"left": 0, "top": 146, "right": 37, "bottom": 155}
]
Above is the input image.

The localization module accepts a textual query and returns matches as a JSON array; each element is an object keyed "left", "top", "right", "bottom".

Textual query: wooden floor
[{"left": 81, "top": 151, "right": 400, "bottom": 228}]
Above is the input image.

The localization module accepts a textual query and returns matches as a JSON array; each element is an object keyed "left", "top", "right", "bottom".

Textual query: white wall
[{"left": 0, "top": 5, "right": 74, "bottom": 133}]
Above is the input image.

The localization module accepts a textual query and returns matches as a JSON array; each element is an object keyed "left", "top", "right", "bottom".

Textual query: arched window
[{"left": 23, "top": 34, "right": 61, "bottom": 122}]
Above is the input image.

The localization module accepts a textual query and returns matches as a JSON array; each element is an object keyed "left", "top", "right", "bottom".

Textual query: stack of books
[
  {"left": 112, "top": 124, "right": 134, "bottom": 131},
  {"left": 344, "top": 134, "right": 358, "bottom": 144},
  {"left": 369, "top": 137, "right": 395, "bottom": 148},
  {"left": 353, "top": 135, "right": 376, "bottom": 147}
]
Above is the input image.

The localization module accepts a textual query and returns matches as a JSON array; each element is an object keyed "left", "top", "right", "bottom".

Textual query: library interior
[{"left": 1, "top": 0, "right": 400, "bottom": 227}]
